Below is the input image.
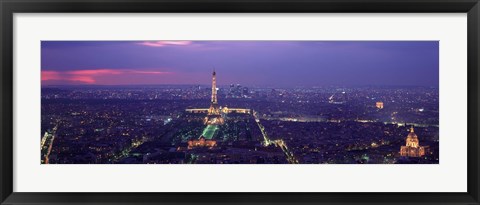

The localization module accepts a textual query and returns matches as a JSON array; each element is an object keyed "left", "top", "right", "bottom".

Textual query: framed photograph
[{"left": 1, "top": 0, "right": 479, "bottom": 204}]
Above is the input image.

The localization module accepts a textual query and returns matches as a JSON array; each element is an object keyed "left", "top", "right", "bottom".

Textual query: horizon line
[{"left": 41, "top": 84, "right": 439, "bottom": 88}]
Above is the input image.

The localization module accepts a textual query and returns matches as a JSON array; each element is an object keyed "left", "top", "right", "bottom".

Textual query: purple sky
[{"left": 41, "top": 41, "right": 439, "bottom": 87}]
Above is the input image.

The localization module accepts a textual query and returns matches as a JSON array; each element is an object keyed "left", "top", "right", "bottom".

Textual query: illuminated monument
[
  {"left": 185, "top": 70, "right": 251, "bottom": 148},
  {"left": 400, "top": 127, "right": 428, "bottom": 157},
  {"left": 376, "top": 101, "right": 384, "bottom": 109},
  {"left": 185, "top": 70, "right": 251, "bottom": 119},
  {"left": 205, "top": 70, "right": 225, "bottom": 125}
]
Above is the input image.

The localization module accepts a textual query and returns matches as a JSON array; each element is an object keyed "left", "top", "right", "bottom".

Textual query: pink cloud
[
  {"left": 41, "top": 71, "right": 62, "bottom": 81},
  {"left": 137, "top": 41, "right": 192, "bottom": 47},
  {"left": 130, "top": 71, "right": 170, "bottom": 74},
  {"left": 68, "top": 76, "right": 96, "bottom": 84},
  {"left": 42, "top": 69, "right": 171, "bottom": 84},
  {"left": 69, "top": 69, "right": 123, "bottom": 76}
]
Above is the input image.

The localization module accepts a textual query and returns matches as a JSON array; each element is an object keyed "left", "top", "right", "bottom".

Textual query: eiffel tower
[{"left": 205, "top": 69, "right": 224, "bottom": 125}]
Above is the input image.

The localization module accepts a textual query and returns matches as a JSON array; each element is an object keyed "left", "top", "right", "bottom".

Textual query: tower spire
[
  {"left": 211, "top": 68, "right": 217, "bottom": 104},
  {"left": 205, "top": 69, "right": 224, "bottom": 125}
]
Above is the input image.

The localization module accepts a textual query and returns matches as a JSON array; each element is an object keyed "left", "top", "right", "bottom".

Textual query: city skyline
[
  {"left": 41, "top": 41, "right": 439, "bottom": 87},
  {"left": 41, "top": 41, "right": 439, "bottom": 164},
  {"left": 41, "top": 70, "right": 439, "bottom": 164}
]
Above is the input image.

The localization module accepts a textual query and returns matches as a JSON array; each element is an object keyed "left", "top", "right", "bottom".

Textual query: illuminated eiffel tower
[
  {"left": 184, "top": 70, "right": 252, "bottom": 145},
  {"left": 184, "top": 70, "right": 251, "bottom": 125},
  {"left": 205, "top": 69, "right": 224, "bottom": 125}
]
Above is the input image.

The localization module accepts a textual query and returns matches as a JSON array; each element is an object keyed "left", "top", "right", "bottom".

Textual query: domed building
[{"left": 400, "top": 127, "right": 428, "bottom": 157}]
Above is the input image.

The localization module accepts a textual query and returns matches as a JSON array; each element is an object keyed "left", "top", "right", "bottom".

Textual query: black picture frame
[{"left": 1, "top": 0, "right": 479, "bottom": 204}]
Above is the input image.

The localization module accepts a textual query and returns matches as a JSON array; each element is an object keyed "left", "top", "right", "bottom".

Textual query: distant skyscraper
[{"left": 400, "top": 127, "right": 428, "bottom": 157}]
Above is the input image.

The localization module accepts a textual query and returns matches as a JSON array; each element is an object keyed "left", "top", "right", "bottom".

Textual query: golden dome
[
  {"left": 407, "top": 132, "right": 418, "bottom": 139},
  {"left": 405, "top": 126, "right": 419, "bottom": 148}
]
